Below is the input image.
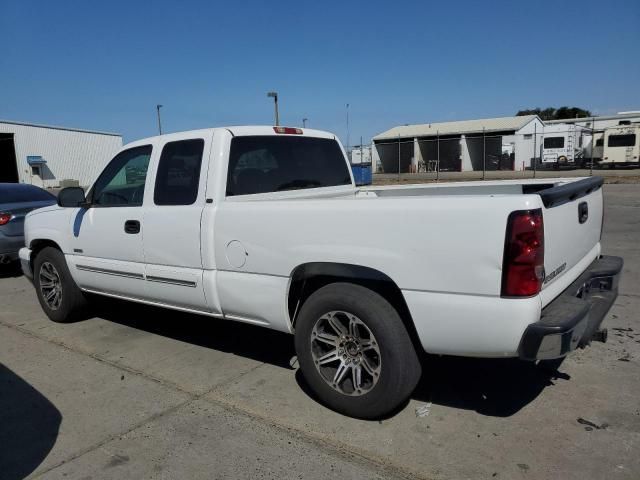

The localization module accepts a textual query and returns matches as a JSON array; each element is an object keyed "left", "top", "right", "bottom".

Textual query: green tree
[
  {"left": 516, "top": 107, "right": 592, "bottom": 120},
  {"left": 554, "top": 106, "right": 592, "bottom": 119}
]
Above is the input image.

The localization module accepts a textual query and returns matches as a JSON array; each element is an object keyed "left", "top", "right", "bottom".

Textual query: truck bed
[
  {"left": 360, "top": 176, "right": 605, "bottom": 307},
  {"left": 360, "top": 176, "right": 600, "bottom": 200}
]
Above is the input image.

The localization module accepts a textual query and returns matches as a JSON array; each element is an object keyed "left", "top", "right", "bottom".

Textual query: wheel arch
[
  {"left": 287, "top": 262, "right": 422, "bottom": 353},
  {"left": 29, "top": 239, "right": 63, "bottom": 264}
]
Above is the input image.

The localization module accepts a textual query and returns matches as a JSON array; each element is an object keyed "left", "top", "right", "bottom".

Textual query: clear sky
[{"left": 1, "top": 0, "right": 639, "bottom": 144}]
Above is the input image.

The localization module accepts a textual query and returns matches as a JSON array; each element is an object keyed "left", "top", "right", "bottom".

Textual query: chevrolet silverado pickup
[{"left": 19, "top": 126, "right": 623, "bottom": 418}]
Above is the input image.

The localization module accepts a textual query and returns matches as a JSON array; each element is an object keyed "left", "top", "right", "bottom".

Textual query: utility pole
[
  {"left": 533, "top": 122, "right": 537, "bottom": 178},
  {"left": 436, "top": 130, "right": 440, "bottom": 182},
  {"left": 267, "top": 92, "right": 279, "bottom": 126},
  {"left": 156, "top": 104, "right": 163, "bottom": 135},
  {"left": 482, "top": 127, "right": 486, "bottom": 180},
  {"left": 590, "top": 117, "right": 595, "bottom": 176},
  {"left": 397, "top": 133, "right": 401, "bottom": 182},
  {"left": 346, "top": 103, "right": 350, "bottom": 152},
  {"left": 303, "top": 118, "right": 308, "bottom": 128}
]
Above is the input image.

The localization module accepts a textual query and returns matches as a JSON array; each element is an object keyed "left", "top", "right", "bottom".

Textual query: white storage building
[
  {"left": 0, "top": 120, "right": 122, "bottom": 189},
  {"left": 372, "top": 115, "right": 544, "bottom": 173}
]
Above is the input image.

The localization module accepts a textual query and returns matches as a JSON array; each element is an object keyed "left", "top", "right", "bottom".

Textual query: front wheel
[
  {"left": 294, "top": 283, "right": 422, "bottom": 419},
  {"left": 34, "top": 247, "right": 89, "bottom": 323}
]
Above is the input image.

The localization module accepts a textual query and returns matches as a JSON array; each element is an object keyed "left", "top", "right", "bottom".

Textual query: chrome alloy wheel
[
  {"left": 310, "top": 311, "right": 381, "bottom": 396},
  {"left": 39, "top": 261, "right": 63, "bottom": 310}
]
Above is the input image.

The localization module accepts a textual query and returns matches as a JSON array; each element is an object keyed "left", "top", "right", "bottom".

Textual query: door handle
[{"left": 124, "top": 220, "right": 141, "bottom": 234}]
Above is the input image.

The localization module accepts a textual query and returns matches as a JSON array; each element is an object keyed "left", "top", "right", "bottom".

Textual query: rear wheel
[
  {"left": 34, "top": 247, "right": 89, "bottom": 323},
  {"left": 294, "top": 283, "right": 421, "bottom": 419}
]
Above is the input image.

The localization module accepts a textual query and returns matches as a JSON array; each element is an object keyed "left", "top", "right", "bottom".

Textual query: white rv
[
  {"left": 541, "top": 124, "right": 591, "bottom": 168},
  {"left": 601, "top": 124, "right": 640, "bottom": 167}
]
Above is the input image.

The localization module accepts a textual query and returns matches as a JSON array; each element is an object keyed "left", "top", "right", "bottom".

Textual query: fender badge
[{"left": 543, "top": 262, "right": 566, "bottom": 285}]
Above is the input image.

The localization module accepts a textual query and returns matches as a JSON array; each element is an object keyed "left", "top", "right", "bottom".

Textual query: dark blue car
[{"left": 0, "top": 183, "right": 56, "bottom": 264}]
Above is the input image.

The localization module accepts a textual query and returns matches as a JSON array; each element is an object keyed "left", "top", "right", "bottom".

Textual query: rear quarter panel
[
  {"left": 212, "top": 193, "right": 545, "bottom": 347},
  {"left": 214, "top": 194, "right": 542, "bottom": 295}
]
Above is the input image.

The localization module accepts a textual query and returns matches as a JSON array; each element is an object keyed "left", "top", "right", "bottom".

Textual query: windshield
[{"left": 226, "top": 136, "right": 351, "bottom": 196}]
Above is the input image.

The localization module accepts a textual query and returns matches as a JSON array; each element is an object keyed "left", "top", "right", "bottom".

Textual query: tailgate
[{"left": 538, "top": 177, "right": 604, "bottom": 302}]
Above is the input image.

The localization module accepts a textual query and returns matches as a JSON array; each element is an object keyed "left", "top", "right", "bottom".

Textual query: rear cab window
[{"left": 226, "top": 136, "right": 351, "bottom": 196}]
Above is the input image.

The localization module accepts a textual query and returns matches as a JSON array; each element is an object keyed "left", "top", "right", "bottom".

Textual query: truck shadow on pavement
[
  {"left": 93, "top": 298, "right": 296, "bottom": 370},
  {"left": 0, "top": 364, "right": 62, "bottom": 480},
  {"left": 94, "top": 299, "right": 570, "bottom": 419},
  {"left": 294, "top": 355, "right": 569, "bottom": 420},
  {"left": 409, "top": 355, "right": 570, "bottom": 417}
]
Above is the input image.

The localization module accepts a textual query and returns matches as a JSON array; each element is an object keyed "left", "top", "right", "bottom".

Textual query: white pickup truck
[{"left": 20, "top": 126, "right": 623, "bottom": 418}]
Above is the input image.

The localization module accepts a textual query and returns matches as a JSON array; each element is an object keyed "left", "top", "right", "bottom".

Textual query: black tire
[
  {"left": 33, "top": 247, "right": 89, "bottom": 323},
  {"left": 294, "top": 283, "right": 422, "bottom": 419}
]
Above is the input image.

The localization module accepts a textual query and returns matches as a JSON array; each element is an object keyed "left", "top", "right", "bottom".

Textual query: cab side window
[
  {"left": 154, "top": 139, "right": 205, "bottom": 206},
  {"left": 92, "top": 145, "right": 152, "bottom": 207}
]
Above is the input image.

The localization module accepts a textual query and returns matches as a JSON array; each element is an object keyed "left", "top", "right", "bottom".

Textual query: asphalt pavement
[{"left": 1, "top": 184, "right": 638, "bottom": 480}]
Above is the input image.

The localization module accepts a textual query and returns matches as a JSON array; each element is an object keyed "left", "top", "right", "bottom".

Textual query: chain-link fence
[{"left": 368, "top": 123, "right": 616, "bottom": 180}]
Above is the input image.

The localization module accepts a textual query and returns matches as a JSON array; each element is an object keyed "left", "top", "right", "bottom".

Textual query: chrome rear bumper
[{"left": 518, "top": 255, "right": 623, "bottom": 361}]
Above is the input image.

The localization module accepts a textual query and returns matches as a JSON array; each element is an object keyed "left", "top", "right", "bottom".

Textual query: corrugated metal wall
[{"left": 0, "top": 122, "right": 122, "bottom": 188}]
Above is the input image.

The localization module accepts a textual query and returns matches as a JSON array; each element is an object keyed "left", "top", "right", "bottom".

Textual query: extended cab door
[
  {"left": 141, "top": 134, "right": 213, "bottom": 311},
  {"left": 67, "top": 145, "right": 152, "bottom": 298}
]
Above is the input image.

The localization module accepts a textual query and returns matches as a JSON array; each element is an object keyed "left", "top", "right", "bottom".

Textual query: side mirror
[{"left": 57, "top": 187, "right": 88, "bottom": 208}]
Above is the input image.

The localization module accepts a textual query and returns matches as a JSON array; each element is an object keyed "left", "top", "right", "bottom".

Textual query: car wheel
[
  {"left": 294, "top": 282, "right": 422, "bottom": 419},
  {"left": 34, "top": 247, "right": 89, "bottom": 323}
]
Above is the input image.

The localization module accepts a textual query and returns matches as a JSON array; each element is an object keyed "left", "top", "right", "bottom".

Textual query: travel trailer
[
  {"left": 541, "top": 124, "right": 591, "bottom": 168},
  {"left": 601, "top": 124, "right": 640, "bottom": 167}
]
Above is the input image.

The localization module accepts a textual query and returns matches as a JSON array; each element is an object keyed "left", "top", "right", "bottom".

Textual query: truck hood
[{"left": 25, "top": 204, "right": 62, "bottom": 218}]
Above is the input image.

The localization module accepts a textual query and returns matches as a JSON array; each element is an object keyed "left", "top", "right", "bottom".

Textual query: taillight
[
  {"left": 0, "top": 213, "right": 11, "bottom": 225},
  {"left": 501, "top": 209, "right": 544, "bottom": 297},
  {"left": 273, "top": 127, "right": 303, "bottom": 134}
]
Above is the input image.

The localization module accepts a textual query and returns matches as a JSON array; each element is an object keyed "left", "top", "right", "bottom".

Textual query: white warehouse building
[
  {"left": 372, "top": 115, "right": 545, "bottom": 173},
  {"left": 0, "top": 119, "right": 122, "bottom": 189}
]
